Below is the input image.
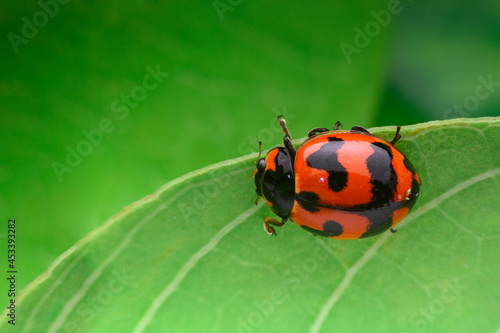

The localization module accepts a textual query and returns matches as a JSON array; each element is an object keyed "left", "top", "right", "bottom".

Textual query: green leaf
[
  {"left": 0, "top": 0, "right": 392, "bottom": 304},
  {"left": 3, "top": 117, "right": 499, "bottom": 333}
]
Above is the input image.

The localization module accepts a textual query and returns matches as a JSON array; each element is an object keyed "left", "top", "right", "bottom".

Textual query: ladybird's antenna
[{"left": 256, "top": 141, "right": 262, "bottom": 161}]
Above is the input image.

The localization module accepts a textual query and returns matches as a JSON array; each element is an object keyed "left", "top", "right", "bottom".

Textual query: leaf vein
[
  {"left": 309, "top": 168, "right": 500, "bottom": 333},
  {"left": 132, "top": 202, "right": 264, "bottom": 333}
]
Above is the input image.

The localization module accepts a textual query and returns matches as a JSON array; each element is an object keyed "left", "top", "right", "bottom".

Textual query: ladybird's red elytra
[{"left": 253, "top": 117, "right": 421, "bottom": 239}]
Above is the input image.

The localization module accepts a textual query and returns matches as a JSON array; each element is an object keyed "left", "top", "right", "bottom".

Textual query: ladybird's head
[
  {"left": 253, "top": 146, "right": 295, "bottom": 218},
  {"left": 254, "top": 141, "right": 266, "bottom": 197},
  {"left": 253, "top": 157, "right": 266, "bottom": 197}
]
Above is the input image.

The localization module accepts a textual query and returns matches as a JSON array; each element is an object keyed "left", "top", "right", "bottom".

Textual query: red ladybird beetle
[{"left": 253, "top": 116, "right": 421, "bottom": 239}]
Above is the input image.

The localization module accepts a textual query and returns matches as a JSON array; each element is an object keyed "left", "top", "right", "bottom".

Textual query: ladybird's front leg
[
  {"left": 282, "top": 135, "right": 296, "bottom": 164},
  {"left": 263, "top": 216, "right": 287, "bottom": 236},
  {"left": 278, "top": 115, "right": 292, "bottom": 139},
  {"left": 278, "top": 115, "right": 296, "bottom": 162}
]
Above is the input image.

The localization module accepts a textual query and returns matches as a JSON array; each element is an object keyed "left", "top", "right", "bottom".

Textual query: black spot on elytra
[
  {"left": 402, "top": 155, "right": 421, "bottom": 205},
  {"left": 323, "top": 220, "right": 343, "bottom": 237},
  {"left": 301, "top": 225, "right": 330, "bottom": 237},
  {"left": 359, "top": 173, "right": 421, "bottom": 238},
  {"left": 306, "top": 138, "right": 348, "bottom": 192},
  {"left": 360, "top": 219, "right": 392, "bottom": 238},
  {"left": 296, "top": 191, "right": 320, "bottom": 213},
  {"left": 407, "top": 177, "right": 420, "bottom": 210},
  {"left": 357, "top": 205, "right": 397, "bottom": 238},
  {"left": 366, "top": 142, "right": 398, "bottom": 208},
  {"left": 300, "top": 220, "right": 343, "bottom": 237},
  {"left": 403, "top": 155, "right": 416, "bottom": 174},
  {"left": 301, "top": 222, "right": 343, "bottom": 238}
]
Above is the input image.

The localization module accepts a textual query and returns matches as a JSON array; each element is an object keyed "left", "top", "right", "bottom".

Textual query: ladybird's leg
[
  {"left": 390, "top": 228, "right": 397, "bottom": 233},
  {"left": 307, "top": 127, "right": 330, "bottom": 137},
  {"left": 263, "top": 216, "right": 288, "bottom": 236},
  {"left": 390, "top": 126, "right": 402, "bottom": 145},
  {"left": 283, "top": 135, "right": 296, "bottom": 162},
  {"left": 334, "top": 121, "right": 342, "bottom": 130},
  {"left": 351, "top": 125, "right": 370, "bottom": 133},
  {"left": 278, "top": 115, "right": 292, "bottom": 139},
  {"left": 278, "top": 115, "right": 297, "bottom": 162}
]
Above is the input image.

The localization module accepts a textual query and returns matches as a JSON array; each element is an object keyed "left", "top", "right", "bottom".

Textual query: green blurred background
[{"left": 1, "top": 0, "right": 499, "bottom": 310}]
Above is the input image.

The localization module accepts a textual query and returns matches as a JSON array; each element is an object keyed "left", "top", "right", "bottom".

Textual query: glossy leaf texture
[
  {"left": 2, "top": 117, "right": 499, "bottom": 333},
  {"left": 0, "top": 0, "right": 392, "bottom": 304}
]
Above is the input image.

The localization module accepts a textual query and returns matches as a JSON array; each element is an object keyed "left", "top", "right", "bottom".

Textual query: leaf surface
[
  {"left": 0, "top": 0, "right": 392, "bottom": 306},
  {"left": 3, "top": 117, "right": 500, "bottom": 333}
]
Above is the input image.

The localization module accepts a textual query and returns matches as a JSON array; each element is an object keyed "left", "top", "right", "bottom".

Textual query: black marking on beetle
[
  {"left": 360, "top": 177, "right": 421, "bottom": 238},
  {"left": 406, "top": 177, "right": 421, "bottom": 210},
  {"left": 360, "top": 219, "right": 392, "bottom": 238},
  {"left": 306, "top": 138, "right": 348, "bottom": 192},
  {"left": 296, "top": 192, "right": 408, "bottom": 212},
  {"left": 366, "top": 142, "right": 398, "bottom": 208},
  {"left": 358, "top": 206, "right": 396, "bottom": 238},
  {"left": 261, "top": 148, "right": 295, "bottom": 218},
  {"left": 403, "top": 155, "right": 418, "bottom": 176},
  {"left": 296, "top": 191, "right": 321, "bottom": 213},
  {"left": 301, "top": 225, "right": 340, "bottom": 238},
  {"left": 322, "top": 220, "right": 344, "bottom": 237}
]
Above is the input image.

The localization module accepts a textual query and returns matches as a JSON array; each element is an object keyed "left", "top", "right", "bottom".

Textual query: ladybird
[{"left": 253, "top": 116, "right": 421, "bottom": 239}]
